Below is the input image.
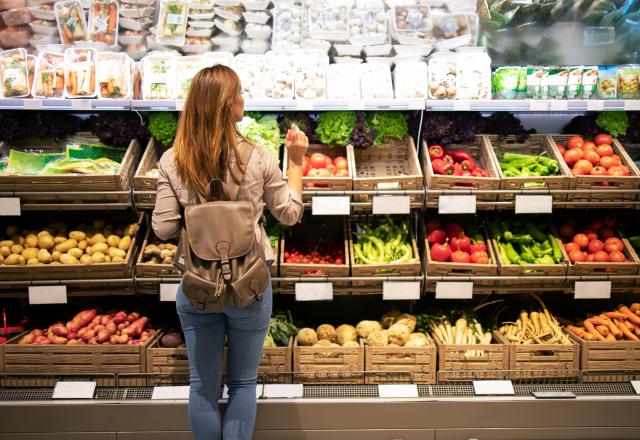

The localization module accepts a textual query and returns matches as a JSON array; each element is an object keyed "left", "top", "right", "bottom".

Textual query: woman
[{"left": 152, "top": 64, "right": 308, "bottom": 439}]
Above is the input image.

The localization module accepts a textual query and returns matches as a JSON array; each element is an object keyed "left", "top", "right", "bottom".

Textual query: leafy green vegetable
[
  {"left": 366, "top": 112, "right": 409, "bottom": 145},
  {"left": 148, "top": 112, "right": 178, "bottom": 146},
  {"left": 315, "top": 111, "right": 356, "bottom": 146},
  {"left": 265, "top": 311, "right": 298, "bottom": 347},
  {"left": 596, "top": 111, "right": 628, "bottom": 138},
  {"left": 237, "top": 115, "right": 281, "bottom": 163}
]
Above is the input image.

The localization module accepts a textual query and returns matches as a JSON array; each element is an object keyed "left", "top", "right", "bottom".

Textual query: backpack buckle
[{"left": 216, "top": 241, "right": 233, "bottom": 284}]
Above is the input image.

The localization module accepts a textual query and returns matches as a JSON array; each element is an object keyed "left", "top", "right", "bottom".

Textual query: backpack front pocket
[
  {"left": 231, "top": 258, "right": 270, "bottom": 308},
  {"left": 182, "top": 271, "right": 225, "bottom": 312}
]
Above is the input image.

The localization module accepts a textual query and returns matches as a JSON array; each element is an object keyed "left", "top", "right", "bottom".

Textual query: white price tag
[
  {"left": 0, "top": 198, "right": 20, "bottom": 215},
  {"left": 152, "top": 385, "right": 190, "bottom": 400},
  {"left": 71, "top": 99, "right": 92, "bottom": 110},
  {"left": 263, "top": 384, "right": 303, "bottom": 398},
  {"left": 624, "top": 100, "right": 640, "bottom": 111},
  {"left": 28, "top": 285, "right": 67, "bottom": 305},
  {"left": 372, "top": 196, "right": 410, "bottom": 215},
  {"left": 586, "top": 100, "right": 604, "bottom": 111},
  {"left": 311, "top": 196, "right": 350, "bottom": 215},
  {"left": 348, "top": 100, "right": 365, "bottom": 110},
  {"left": 529, "top": 100, "right": 549, "bottom": 111},
  {"left": 515, "top": 195, "right": 553, "bottom": 214},
  {"left": 407, "top": 99, "right": 425, "bottom": 110},
  {"left": 532, "top": 391, "right": 576, "bottom": 399},
  {"left": 378, "top": 384, "right": 419, "bottom": 398},
  {"left": 549, "top": 100, "right": 568, "bottom": 111},
  {"left": 382, "top": 281, "right": 420, "bottom": 300},
  {"left": 160, "top": 283, "right": 180, "bottom": 302},
  {"left": 438, "top": 195, "right": 476, "bottom": 214},
  {"left": 223, "top": 385, "right": 263, "bottom": 399},
  {"left": 574, "top": 281, "right": 611, "bottom": 299},
  {"left": 296, "top": 100, "right": 314, "bottom": 111},
  {"left": 175, "top": 100, "right": 184, "bottom": 111},
  {"left": 631, "top": 381, "right": 640, "bottom": 395},
  {"left": 435, "top": 282, "right": 473, "bottom": 299},
  {"left": 473, "top": 380, "right": 514, "bottom": 396},
  {"left": 453, "top": 101, "right": 471, "bottom": 111},
  {"left": 52, "top": 381, "right": 96, "bottom": 399},
  {"left": 295, "top": 283, "right": 333, "bottom": 301},
  {"left": 23, "top": 99, "right": 43, "bottom": 110}
]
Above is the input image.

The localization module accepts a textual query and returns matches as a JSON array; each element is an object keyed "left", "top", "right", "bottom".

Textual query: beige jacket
[{"left": 152, "top": 141, "right": 304, "bottom": 263}]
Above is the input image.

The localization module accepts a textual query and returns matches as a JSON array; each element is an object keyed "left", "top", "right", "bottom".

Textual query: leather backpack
[{"left": 179, "top": 142, "right": 270, "bottom": 312}]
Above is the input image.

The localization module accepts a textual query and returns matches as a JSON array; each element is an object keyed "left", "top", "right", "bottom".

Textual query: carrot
[
  {"left": 107, "top": 4, "right": 116, "bottom": 34},
  {"left": 89, "top": 66, "right": 95, "bottom": 94},
  {"left": 595, "top": 325, "right": 609, "bottom": 336},
  {"left": 567, "top": 325, "right": 595, "bottom": 341},
  {"left": 618, "top": 305, "right": 640, "bottom": 325},
  {"left": 607, "top": 320, "right": 622, "bottom": 338},
  {"left": 606, "top": 333, "right": 616, "bottom": 342},
  {"left": 63, "top": 25, "right": 73, "bottom": 44},
  {"left": 615, "top": 320, "right": 639, "bottom": 341},
  {"left": 71, "top": 71, "right": 77, "bottom": 95},
  {"left": 587, "top": 317, "right": 610, "bottom": 326},
  {"left": 583, "top": 320, "right": 607, "bottom": 341},
  {"left": 624, "top": 320, "right": 635, "bottom": 331},
  {"left": 630, "top": 303, "right": 640, "bottom": 313},
  {"left": 604, "top": 311, "right": 627, "bottom": 320},
  {"left": 636, "top": 310, "right": 640, "bottom": 317}
]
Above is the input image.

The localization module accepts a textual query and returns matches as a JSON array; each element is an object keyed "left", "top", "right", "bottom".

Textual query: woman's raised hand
[{"left": 284, "top": 123, "right": 309, "bottom": 166}]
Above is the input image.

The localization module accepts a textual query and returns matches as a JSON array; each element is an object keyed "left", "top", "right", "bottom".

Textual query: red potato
[
  {"left": 50, "top": 323, "right": 68, "bottom": 337},
  {"left": 101, "top": 315, "right": 112, "bottom": 326},
  {"left": 38, "top": 338, "right": 52, "bottom": 345},
  {"left": 96, "top": 329, "right": 112, "bottom": 343},
  {"left": 67, "top": 330, "right": 77, "bottom": 340},
  {"left": 127, "top": 312, "right": 140, "bottom": 322},
  {"left": 106, "top": 322, "right": 117, "bottom": 334},
  {"left": 48, "top": 333, "right": 67, "bottom": 345},
  {"left": 113, "top": 311, "right": 127, "bottom": 324},
  {"left": 94, "top": 324, "right": 106, "bottom": 333},
  {"left": 116, "top": 334, "right": 129, "bottom": 344},
  {"left": 77, "top": 327, "right": 88, "bottom": 338},
  {"left": 123, "top": 317, "right": 149, "bottom": 337},
  {"left": 110, "top": 335, "right": 119, "bottom": 344},
  {"left": 67, "top": 339, "right": 80, "bottom": 345},
  {"left": 18, "top": 333, "right": 35, "bottom": 344},
  {"left": 81, "top": 330, "right": 96, "bottom": 342},
  {"left": 66, "top": 309, "right": 97, "bottom": 331},
  {"left": 88, "top": 337, "right": 98, "bottom": 345},
  {"left": 117, "top": 322, "right": 129, "bottom": 331}
]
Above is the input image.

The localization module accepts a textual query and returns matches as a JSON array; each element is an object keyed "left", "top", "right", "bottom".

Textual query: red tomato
[
  {"left": 599, "top": 156, "right": 618, "bottom": 169},
  {"left": 572, "top": 233, "right": 589, "bottom": 249},
  {"left": 335, "top": 169, "right": 349, "bottom": 177},
  {"left": 567, "top": 136, "right": 584, "bottom": 149},
  {"left": 605, "top": 237, "right": 624, "bottom": 253},
  {"left": 310, "top": 153, "right": 327, "bottom": 169},
  {"left": 324, "top": 155, "right": 333, "bottom": 168},
  {"left": 593, "top": 251, "right": 610, "bottom": 262},
  {"left": 326, "top": 164, "right": 337, "bottom": 175},
  {"left": 587, "top": 239, "right": 604, "bottom": 254},
  {"left": 585, "top": 254, "right": 595, "bottom": 262},
  {"left": 572, "top": 167, "right": 589, "bottom": 176},
  {"left": 450, "top": 235, "right": 471, "bottom": 253},
  {"left": 582, "top": 141, "right": 597, "bottom": 153},
  {"left": 556, "top": 143, "right": 566, "bottom": 155},
  {"left": 607, "top": 166, "right": 626, "bottom": 176},
  {"left": 568, "top": 249, "right": 586, "bottom": 263},
  {"left": 584, "top": 151, "right": 600, "bottom": 165},
  {"left": 596, "top": 144, "right": 613, "bottom": 157},
  {"left": 450, "top": 250, "right": 471, "bottom": 263},
  {"left": 600, "top": 228, "right": 615, "bottom": 240},
  {"left": 302, "top": 156, "right": 311, "bottom": 174},
  {"left": 583, "top": 229, "right": 598, "bottom": 241},
  {"left": 427, "top": 229, "right": 447, "bottom": 245},
  {"left": 619, "top": 165, "right": 631, "bottom": 176},
  {"left": 334, "top": 257, "right": 343, "bottom": 265},
  {"left": 564, "top": 242, "right": 580, "bottom": 253},
  {"left": 590, "top": 166, "right": 608, "bottom": 176},
  {"left": 574, "top": 159, "right": 594, "bottom": 174},
  {"left": 563, "top": 149, "right": 583, "bottom": 167},
  {"left": 610, "top": 155, "right": 623, "bottom": 165},
  {"left": 594, "top": 133, "right": 612, "bottom": 146},
  {"left": 469, "top": 242, "right": 487, "bottom": 254},
  {"left": 609, "top": 250, "right": 626, "bottom": 262},
  {"left": 431, "top": 243, "right": 452, "bottom": 262},
  {"left": 470, "top": 251, "right": 489, "bottom": 264},
  {"left": 333, "top": 156, "right": 348, "bottom": 170}
]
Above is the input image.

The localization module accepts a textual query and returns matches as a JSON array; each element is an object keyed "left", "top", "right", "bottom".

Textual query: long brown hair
[{"left": 173, "top": 64, "right": 246, "bottom": 196}]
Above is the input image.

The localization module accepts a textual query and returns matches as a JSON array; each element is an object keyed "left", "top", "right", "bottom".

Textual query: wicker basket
[
  {"left": 434, "top": 334, "right": 509, "bottom": 382},
  {"left": 487, "top": 134, "right": 572, "bottom": 203},
  {"left": 548, "top": 135, "right": 640, "bottom": 204},
  {"left": 569, "top": 333, "right": 640, "bottom": 382},
  {"left": 422, "top": 136, "right": 500, "bottom": 206},
  {"left": 133, "top": 138, "right": 168, "bottom": 206},
  {"left": 353, "top": 137, "right": 423, "bottom": 207},
  {"left": 364, "top": 335, "right": 436, "bottom": 384},
  {"left": 293, "top": 335, "right": 365, "bottom": 384}
]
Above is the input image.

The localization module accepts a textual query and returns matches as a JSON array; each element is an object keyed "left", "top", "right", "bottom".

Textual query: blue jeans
[{"left": 176, "top": 281, "right": 272, "bottom": 440}]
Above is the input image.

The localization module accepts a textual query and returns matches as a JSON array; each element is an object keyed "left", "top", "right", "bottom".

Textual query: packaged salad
[
  {"left": 597, "top": 66, "right": 617, "bottom": 99},
  {"left": 26, "top": 53, "right": 35, "bottom": 93},
  {"left": 64, "top": 47, "right": 96, "bottom": 98},
  {"left": 54, "top": 0, "right": 88, "bottom": 44},
  {"left": 89, "top": 0, "right": 118, "bottom": 47},
  {"left": 174, "top": 55, "right": 203, "bottom": 100},
  {"left": 1, "top": 48, "right": 30, "bottom": 98},
  {"left": 581, "top": 66, "right": 598, "bottom": 99},
  {"left": 565, "top": 66, "right": 583, "bottom": 100},
  {"left": 96, "top": 52, "right": 132, "bottom": 99},
  {"left": 157, "top": 0, "right": 189, "bottom": 46},
  {"left": 618, "top": 65, "right": 639, "bottom": 99},
  {"left": 141, "top": 53, "right": 176, "bottom": 100},
  {"left": 33, "top": 51, "right": 65, "bottom": 98}
]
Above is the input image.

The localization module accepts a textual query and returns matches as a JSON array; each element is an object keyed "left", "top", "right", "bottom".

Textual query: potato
[
  {"left": 124, "top": 223, "right": 139, "bottom": 237},
  {"left": 92, "top": 242, "right": 108, "bottom": 255},
  {"left": 104, "top": 255, "right": 112, "bottom": 262},
  {"left": 38, "top": 249, "right": 52, "bottom": 264},
  {"left": 316, "top": 324, "right": 337, "bottom": 342},
  {"left": 55, "top": 239, "right": 77, "bottom": 253},
  {"left": 388, "top": 323, "right": 411, "bottom": 346},
  {"left": 54, "top": 236, "right": 66, "bottom": 245},
  {"left": 11, "top": 244, "right": 24, "bottom": 255},
  {"left": 85, "top": 246, "right": 93, "bottom": 256},
  {"left": 25, "top": 234, "right": 38, "bottom": 248},
  {"left": 4, "top": 254, "right": 19, "bottom": 265},
  {"left": 50, "top": 261, "right": 61, "bottom": 265},
  {"left": 5, "top": 226, "right": 17, "bottom": 236},
  {"left": 67, "top": 248, "right": 83, "bottom": 259},
  {"left": 111, "top": 256, "right": 124, "bottom": 263},
  {"left": 0, "top": 246, "right": 10, "bottom": 258},
  {"left": 69, "top": 231, "right": 86, "bottom": 241},
  {"left": 59, "top": 254, "right": 78, "bottom": 265},
  {"left": 90, "top": 252, "right": 106, "bottom": 263},
  {"left": 79, "top": 254, "right": 92, "bottom": 264},
  {"left": 77, "top": 239, "right": 87, "bottom": 250},
  {"left": 118, "top": 236, "right": 132, "bottom": 251},
  {"left": 51, "top": 250, "right": 61, "bottom": 262},
  {"left": 17, "top": 255, "right": 26, "bottom": 265},
  {"left": 0, "top": 255, "right": 4, "bottom": 264},
  {"left": 89, "top": 233, "right": 106, "bottom": 245},
  {"left": 356, "top": 320, "right": 383, "bottom": 339},
  {"left": 37, "top": 236, "right": 55, "bottom": 250},
  {"left": 297, "top": 328, "right": 318, "bottom": 346},
  {"left": 0, "top": 240, "right": 14, "bottom": 247},
  {"left": 37, "top": 230, "right": 52, "bottom": 238},
  {"left": 106, "top": 235, "right": 120, "bottom": 248},
  {"left": 109, "top": 247, "right": 126, "bottom": 259},
  {"left": 336, "top": 324, "right": 357, "bottom": 346},
  {"left": 27, "top": 257, "right": 40, "bottom": 265},
  {"left": 21, "top": 248, "right": 38, "bottom": 260}
]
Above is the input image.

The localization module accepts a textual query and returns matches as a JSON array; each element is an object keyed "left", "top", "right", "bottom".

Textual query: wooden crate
[
  {"left": 279, "top": 220, "right": 350, "bottom": 287},
  {"left": 493, "top": 331, "right": 579, "bottom": 379},
  {"left": 293, "top": 335, "right": 365, "bottom": 384},
  {"left": 422, "top": 136, "right": 500, "bottom": 205},
  {"left": 569, "top": 333, "right": 640, "bottom": 381},
  {"left": 365, "top": 336, "right": 436, "bottom": 384},
  {"left": 146, "top": 341, "right": 189, "bottom": 375},
  {"left": 135, "top": 229, "right": 181, "bottom": 279},
  {"left": 133, "top": 138, "right": 168, "bottom": 205},
  {"left": 548, "top": 135, "right": 640, "bottom": 204},
  {"left": 283, "top": 143, "right": 354, "bottom": 203},
  {"left": 567, "top": 238, "right": 640, "bottom": 278},
  {"left": 435, "top": 334, "right": 509, "bottom": 382},
  {"left": 486, "top": 134, "right": 572, "bottom": 203},
  {"left": 353, "top": 137, "right": 423, "bottom": 207},
  {"left": 0, "top": 211, "right": 144, "bottom": 281}
]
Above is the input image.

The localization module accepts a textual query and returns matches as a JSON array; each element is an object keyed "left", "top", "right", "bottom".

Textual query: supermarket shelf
[
  {"left": 0, "top": 278, "right": 136, "bottom": 297},
  {"left": 426, "top": 99, "right": 640, "bottom": 112},
  {"left": 0, "top": 98, "right": 130, "bottom": 111},
  {"left": 0, "top": 191, "right": 133, "bottom": 211}
]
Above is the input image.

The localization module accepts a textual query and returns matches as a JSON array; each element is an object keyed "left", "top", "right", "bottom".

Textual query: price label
[
  {"left": 453, "top": 101, "right": 471, "bottom": 111},
  {"left": 631, "top": 381, "right": 640, "bottom": 395},
  {"left": 473, "top": 380, "right": 514, "bottom": 396},
  {"left": 311, "top": 196, "right": 350, "bottom": 215},
  {"left": 529, "top": 100, "right": 549, "bottom": 111},
  {"left": 348, "top": 100, "right": 365, "bottom": 110},
  {"left": 223, "top": 385, "right": 263, "bottom": 399},
  {"left": 383, "top": 281, "right": 420, "bottom": 300},
  {"left": 152, "top": 386, "right": 189, "bottom": 400},
  {"left": 435, "top": 282, "right": 473, "bottom": 299},
  {"left": 586, "top": 100, "right": 604, "bottom": 111},
  {"left": 52, "top": 381, "right": 96, "bottom": 399},
  {"left": 0, "top": 198, "right": 20, "bottom": 216},
  {"left": 175, "top": 100, "right": 184, "bottom": 111},
  {"left": 28, "top": 285, "right": 67, "bottom": 305},
  {"left": 160, "top": 283, "right": 180, "bottom": 302},
  {"left": 71, "top": 99, "right": 92, "bottom": 111},
  {"left": 23, "top": 99, "right": 43, "bottom": 110},
  {"left": 574, "top": 281, "right": 611, "bottom": 299},
  {"left": 296, "top": 100, "right": 314, "bottom": 111},
  {"left": 372, "top": 196, "right": 410, "bottom": 215},
  {"left": 515, "top": 195, "right": 553, "bottom": 214},
  {"left": 624, "top": 100, "right": 640, "bottom": 111},
  {"left": 263, "top": 384, "right": 303, "bottom": 398},
  {"left": 378, "top": 384, "right": 419, "bottom": 398},
  {"left": 295, "top": 282, "right": 333, "bottom": 301},
  {"left": 407, "top": 99, "right": 425, "bottom": 110},
  {"left": 549, "top": 100, "right": 568, "bottom": 111},
  {"left": 438, "top": 195, "right": 476, "bottom": 214},
  {"left": 532, "top": 391, "right": 576, "bottom": 399}
]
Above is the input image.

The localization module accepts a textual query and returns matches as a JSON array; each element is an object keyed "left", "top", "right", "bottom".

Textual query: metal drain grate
[
  {"left": 123, "top": 388, "right": 153, "bottom": 400},
  {"left": 516, "top": 383, "right": 636, "bottom": 396},
  {"left": 0, "top": 388, "right": 53, "bottom": 401},
  {"left": 94, "top": 388, "right": 125, "bottom": 400},
  {"left": 431, "top": 384, "right": 476, "bottom": 397},
  {"left": 417, "top": 384, "right": 431, "bottom": 397},
  {"left": 303, "top": 385, "right": 379, "bottom": 398}
]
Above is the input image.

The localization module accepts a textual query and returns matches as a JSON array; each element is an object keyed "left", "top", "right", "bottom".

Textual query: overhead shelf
[{"left": 426, "top": 99, "right": 640, "bottom": 112}]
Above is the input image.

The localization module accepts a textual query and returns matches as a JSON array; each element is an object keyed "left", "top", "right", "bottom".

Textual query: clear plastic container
[
  {"left": 201, "top": 50, "right": 235, "bottom": 67},
  {"left": 0, "top": 25, "right": 31, "bottom": 47},
  {"left": 272, "top": 5, "right": 301, "bottom": 49},
  {"left": 30, "top": 32, "right": 61, "bottom": 46},
  {"left": 427, "top": 52, "right": 457, "bottom": 99},
  {"left": 32, "top": 50, "right": 64, "bottom": 98},
  {"left": 89, "top": 0, "right": 118, "bottom": 47},
  {"left": 547, "top": 66, "right": 569, "bottom": 100},
  {"left": 349, "top": 6, "right": 387, "bottom": 46},
  {"left": 174, "top": 54, "right": 202, "bottom": 99},
  {"left": 363, "top": 43, "right": 391, "bottom": 56},
  {"left": 392, "top": 4, "right": 431, "bottom": 33},
  {"left": 125, "top": 42, "right": 147, "bottom": 61},
  {"left": 54, "top": 0, "right": 88, "bottom": 44},
  {"left": 306, "top": 3, "right": 349, "bottom": 41},
  {"left": 456, "top": 52, "right": 491, "bottom": 100},
  {"left": 215, "top": 18, "right": 242, "bottom": 36},
  {"left": 119, "top": 6, "right": 154, "bottom": 18},
  {"left": 212, "top": 34, "right": 240, "bottom": 52},
  {"left": 141, "top": 53, "right": 176, "bottom": 99},
  {"left": 565, "top": 66, "right": 583, "bottom": 100},
  {"left": 334, "top": 44, "right": 362, "bottom": 56},
  {"left": 432, "top": 12, "right": 470, "bottom": 50},
  {"left": 327, "top": 63, "right": 360, "bottom": 99},
  {"left": 240, "top": 38, "right": 269, "bottom": 54},
  {"left": 243, "top": 10, "right": 269, "bottom": 24},
  {"left": 1, "top": 7, "right": 32, "bottom": 26},
  {"left": 359, "top": 62, "right": 393, "bottom": 99},
  {"left": 186, "top": 27, "right": 213, "bottom": 37},
  {"left": 394, "top": 60, "right": 427, "bottom": 98},
  {"left": 30, "top": 4, "right": 55, "bottom": 21},
  {"left": 119, "top": 29, "right": 144, "bottom": 45},
  {"left": 393, "top": 44, "right": 430, "bottom": 56},
  {"left": 262, "top": 50, "right": 295, "bottom": 99},
  {"left": 241, "top": 0, "right": 269, "bottom": 10},
  {"left": 96, "top": 52, "right": 131, "bottom": 99},
  {"left": 214, "top": 5, "right": 242, "bottom": 21},
  {"left": 188, "top": 11, "right": 214, "bottom": 20},
  {"left": 581, "top": 66, "right": 598, "bottom": 100},
  {"left": 0, "top": 48, "right": 30, "bottom": 97},
  {"left": 119, "top": 17, "right": 152, "bottom": 31},
  {"left": 63, "top": 47, "right": 97, "bottom": 98},
  {"left": 26, "top": 53, "right": 35, "bottom": 92},
  {"left": 245, "top": 23, "right": 271, "bottom": 40},
  {"left": 333, "top": 56, "right": 363, "bottom": 64},
  {"left": 235, "top": 53, "right": 265, "bottom": 98},
  {"left": 293, "top": 50, "right": 327, "bottom": 99},
  {"left": 366, "top": 56, "right": 393, "bottom": 66},
  {"left": 157, "top": 0, "right": 189, "bottom": 46},
  {"left": 188, "top": 0, "right": 213, "bottom": 10}
]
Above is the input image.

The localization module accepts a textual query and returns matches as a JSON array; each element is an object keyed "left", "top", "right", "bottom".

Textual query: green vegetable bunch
[
  {"left": 264, "top": 311, "right": 298, "bottom": 348},
  {"left": 596, "top": 111, "right": 628, "bottom": 138},
  {"left": 499, "top": 152, "right": 559, "bottom": 185},
  {"left": 490, "top": 216, "right": 564, "bottom": 266},
  {"left": 367, "top": 111, "right": 409, "bottom": 145},
  {"left": 237, "top": 114, "right": 281, "bottom": 163},
  {"left": 315, "top": 111, "right": 356, "bottom": 146},
  {"left": 353, "top": 218, "right": 416, "bottom": 265},
  {"left": 148, "top": 112, "right": 178, "bottom": 146}
]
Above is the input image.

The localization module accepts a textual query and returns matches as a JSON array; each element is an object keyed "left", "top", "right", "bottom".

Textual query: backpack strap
[{"left": 223, "top": 141, "right": 254, "bottom": 201}]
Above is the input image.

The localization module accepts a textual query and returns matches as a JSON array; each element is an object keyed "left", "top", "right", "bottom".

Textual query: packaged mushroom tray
[
  {"left": 235, "top": 53, "right": 265, "bottom": 99},
  {"left": 262, "top": 50, "right": 295, "bottom": 99},
  {"left": 306, "top": 1, "right": 348, "bottom": 41},
  {"left": 326, "top": 63, "right": 361, "bottom": 99},
  {"left": 293, "top": 51, "right": 327, "bottom": 99},
  {"left": 431, "top": 11, "right": 472, "bottom": 50},
  {"left": 428, "top": 51, "right": 458, "bottom": 99},
  {"left": 394, "top": 61, "right": 428, "bottom": 99},
  {"left": 271, "top": 4, "right": 301, "bottom": 49},
  {"left": 455, "top": 49, "right": 491, "bottom": 100},
  {"left": 360, "top": 62, "right": 394, "bottom": 99},
  {"left": 349, "top": 5, "right": 388, "bottom": 46},
  {"left": 391, "top": 3, "right": 434, "bottom": 46}
]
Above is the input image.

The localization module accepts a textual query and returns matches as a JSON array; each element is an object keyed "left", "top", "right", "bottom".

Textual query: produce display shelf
[
  {"left": 0, "top": 278, "right": 136, "bottom": 298},
  {"left": 0, "top": 98, "right": 131, "bottom": 111},
  {"left": 0, "top": 190, "right": 133, "bottom": 211},
  {"left": 426, "top": 99, "right": 640, "bottom": 112}
]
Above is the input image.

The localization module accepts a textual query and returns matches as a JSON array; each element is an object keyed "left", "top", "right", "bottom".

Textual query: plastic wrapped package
[
  {"left": 363, "top": 43, "right": 391, "bottom": 56},
  {"left": 366, "top": 56, "right": 393, "bottom": 66},
  {"left": 212, "top": 34, "right": 240, "bottom": 52},
  {"left": 26, "top": 53, "right": 35, "bottom": 91},
  {"left": 214, "top": 5, "right": 242, "bottom": 21},
  {"left": 581, "top": 66, "right": 598, "bottom": 100},
  {"left": 392, "top": 4, "right": 431, "bottom": 32},
  {"left": 327, "top": 63, "right": 360, "bottom": 99},
  {"left": 30, "top": 4, "right": 55, "bottom": 21},
  {"left": 235, "top": 53, "right": 265, "bottom": 98},
  {"left": 188, "top": 10, "right": 214, "bottom": 20},
  {"left": 457, "top": 52, "right": 490, "bottom": 100},
  {"left": 157, "top": 0, "right": 189, "bottom": 46},
  {"left": 183, "top": 37, "right": 213, "bottom": 53},
  {"left": 618, "top": 65, "right": 639, "bottom": 99},
  {"left": 432, "top": 12, "right": 470, "bottom": 50},
  {"left": 240, "top": 38, "right": 269, "bottom": 54},
  {"left": 0, "top": 25, "right": 31, "bottom": 47},
  {"left": 262, "top": 50, "right": 295, "bottom": 99},
  {"left": 96, "top": 52, "right": 131, "bottom": 99},
  {"left": 30, "top": 19, "right": 58, "bottom": 36},
  {"left": 272, "top": 5, "right": 301, "bottom": 49},
  {"left": 119, "top": 17, "right": 152, "bottom": 31},
  {"left": 349, "top": 6, "right": 387, "bottom": 46},
  {"left": 241, "top": 0, "right": 269, "bottom": 10},
  {"left": 293, "top": 51, "right": 327, "bottom": 99},
  {"left": 89, "top": 0, "right": 118, "bottom": 47},
  {"left": 333, "top": 56, "right": 362, "bottom": 64},
  {"left": 188, "top": 0, "right": 213, "bottom": 10},
  {"left": 394, "top": 60, "right": 426, "bottom": 98},
  {"left": 245, "top": 23, "right": 271, "bottom": 40},
  {"left": 186, "top": 25, "right": 213, "bottom": 37},
  {"left": 141, "top": 53, "right": 176, "bottom": 99},
  {"left": 119, "top": 29, "right": 144, "bottom": 45},
  {"left": 63, "top": 47, "right": 96, "bottom": 98},
  {"left": 32, "top": 50, "right": 64, "bottom": 98},
  {"left": 125, "top": 42, "right": 147, "bottom": 61},
  {"left": 393, "top": 44, "right": 430, "bottom": 57},
  {"left": 0, "top": 0, "right": 24, "bottom": 10},
  {"left": 243, "top": 10, "right": 269, "bottom": 24},
  {"left": 215, "top": 18, "right": 242, "bottom": 36},
  {"left": 0, "top": 48, "right": 30, "bottom": 97},
  {"left": 565, "top": 66, "right": 583, "bottom": 100},
  {"left": 120, "top": 0, "right": 156, "bottom": 6},
  {"left": 1, "top": 7, "right": 32, "bottom": 26},
  {"left": 201, "top": 50, "right": 235, "bottom": 67},
  {"left": 54, "top": 0, "right": 88, "bottom": 44},
  {"left": 427, "top": 52, "right": 457, "bottom": 99},
  {"left": 547, "top": 66, "right": 568, "bottom": 100},
  {"left": 359, "top": 62, "right": 393, "bottom": 99},
  {"left": 30, "top": 32, "right": 60, "bottom": 47},
  {"left": 306, "top": 2, "right": 349, "bottom": 41},
  {"left": 465, "top": 12, "right": 478, "bottom": 46},
  {"left": 174, "top": 54, "right": 202, "bottom": 99},
  {"left": 119, "top": 6, "right": 155, "bottom": 19}
]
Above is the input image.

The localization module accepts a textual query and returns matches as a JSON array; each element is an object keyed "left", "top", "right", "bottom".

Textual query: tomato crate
[
  {"left": 134, "top": 138, "right": 168, "bottom": 205},
  {"left": 493, "top": 331, "right": 580, "bottom": 380},
  {"left": 293, "top": 336, "right": 365, "bottom": 384},
  {"left": 279, "top": 219, "right": 350, "bottom": 288},
  {"left": 434, "top": 334, "right": 509, "bottom": 382},
  {"left": 569, "top": 333, "right": 640, "bottom": 382},
  {"left": 548, "top": 135, "right": 640, "bottom": 205},
  {"left": 364, "top": 336, "right": 436, "bottom": 384},
  {"left": 568, "top": 238, "right": 639, "bottom": 278},
  {"left": 135, "top": 228, "right": 181, "bottom": 279},
  {"left": 283, "top": 143, "right": 354, "bottom": 203},
  {"left": 486, "top": 134, "right": 572, "bottom": 203},
  {"left": 353, "top": 137, "right": 423, "bottom": 208},
  {"left": 422, "top": 136, "right": 500, "bottom": 207}
]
